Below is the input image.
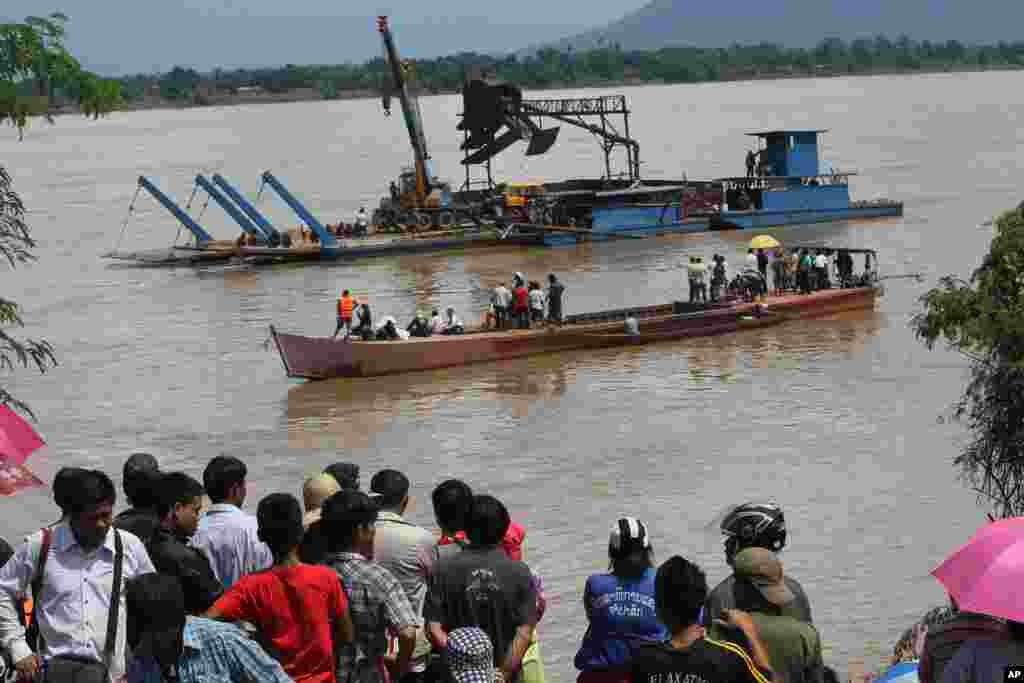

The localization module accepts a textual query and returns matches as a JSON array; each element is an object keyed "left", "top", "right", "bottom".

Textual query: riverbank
[{"left": 54, "top": 61, "right": 1024, "bottom": 116}]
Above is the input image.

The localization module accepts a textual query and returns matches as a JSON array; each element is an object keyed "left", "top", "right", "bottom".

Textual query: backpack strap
[
  {"left": 102, "top": 530, "right": 124, "bottom": 670},
  {"left": 26, "top": 526, "right": 52, "bottom": 652}
]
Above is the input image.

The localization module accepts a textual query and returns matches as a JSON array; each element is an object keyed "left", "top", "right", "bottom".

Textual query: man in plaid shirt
[{"left": 322, "top": 490, "right": 420, "bottom": 683}]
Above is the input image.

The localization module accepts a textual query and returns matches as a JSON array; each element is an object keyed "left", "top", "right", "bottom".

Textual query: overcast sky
[{"left": 2, "top": 0, "right": 648, "bottom": 75}]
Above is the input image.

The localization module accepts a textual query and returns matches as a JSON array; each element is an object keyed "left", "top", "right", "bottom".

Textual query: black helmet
[{"left": 720, "top": 502, "right": 787, "bottom": 562}]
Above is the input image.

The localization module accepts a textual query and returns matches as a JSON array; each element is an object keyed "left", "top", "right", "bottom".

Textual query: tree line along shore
[{"left": 44, "top": 36, "right": 1024, "bottom": 114}]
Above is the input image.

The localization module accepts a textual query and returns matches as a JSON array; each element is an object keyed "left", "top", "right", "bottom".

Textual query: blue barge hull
[{"left": 710, "top": 202, "right": 903, "bottom": 231}]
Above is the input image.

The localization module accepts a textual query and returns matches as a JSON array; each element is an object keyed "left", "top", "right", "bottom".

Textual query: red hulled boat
[{"left": 270, "top": 284, "right": 879, "bottom": 380}]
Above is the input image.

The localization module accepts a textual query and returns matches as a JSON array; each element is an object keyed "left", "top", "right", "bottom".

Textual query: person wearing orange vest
[{"left": 333, "top": 290, "right": 356, "bottom": 339}]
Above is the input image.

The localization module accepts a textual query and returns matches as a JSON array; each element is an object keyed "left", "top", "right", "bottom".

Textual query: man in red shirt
[
  {"left": 512, "top": 279, "right": 530, "bottom": 330},
  {"left": 206, "top": 493, "right": 354, "bottom": 683}
]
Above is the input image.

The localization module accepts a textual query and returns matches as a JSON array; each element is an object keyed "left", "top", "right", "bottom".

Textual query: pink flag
[{"left": 0, "top": 404, "right": 45, "bottom": 465}]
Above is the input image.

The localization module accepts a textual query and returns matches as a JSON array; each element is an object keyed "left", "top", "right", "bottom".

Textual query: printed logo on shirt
[
  {"left": 647, "top": 673, "right": 710, "bottom": 683},
  {"left": 466, "top": 569, "right": 501, "bottom": 605}
]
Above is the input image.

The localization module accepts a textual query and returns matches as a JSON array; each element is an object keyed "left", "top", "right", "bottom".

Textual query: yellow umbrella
[{"left": 749, "top": 235, "right": 780, "bottom": 250}]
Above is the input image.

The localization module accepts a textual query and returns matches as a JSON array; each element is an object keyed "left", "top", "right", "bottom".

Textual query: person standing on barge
[{"left": 547, "top": 274, "right": 565, "bottom": 324}]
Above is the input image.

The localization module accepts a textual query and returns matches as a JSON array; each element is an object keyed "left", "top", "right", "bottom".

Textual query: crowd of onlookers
[{"left": 0, "top": 455, "right": 1013, "bottom": 683}]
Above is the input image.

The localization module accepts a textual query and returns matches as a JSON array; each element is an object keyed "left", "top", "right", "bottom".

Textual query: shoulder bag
[{"left": 42, "top": 530, "right": 124, "bottom": 683}]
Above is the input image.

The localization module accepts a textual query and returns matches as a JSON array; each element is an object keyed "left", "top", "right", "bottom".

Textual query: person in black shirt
[
  {"left": 632, "top": 555, "right": 774, "bottom": 683},
  {"left": 425, "top": 495, "right": 537, "bottom": 683},
  {"left": 114, "top": 453, "right": 161, "bottom": 544},
  {"left": 146, "top": 472, "right": 223, "bottom": 614}
]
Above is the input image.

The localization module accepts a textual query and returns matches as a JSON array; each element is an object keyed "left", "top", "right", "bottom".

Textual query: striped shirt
[
  {"left": 327, "top": 552, "right": 419, "bottom": 683},
  {"left": 191, "top": 504, "right": 273, "bottom": 589},
  {"left": 127, "top": 616, "right": 293, "bottom": 683}
]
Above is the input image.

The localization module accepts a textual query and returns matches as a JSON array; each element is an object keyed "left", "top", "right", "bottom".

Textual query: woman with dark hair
[{"left": 574, "top": 518, "right": 667, "bottom": 683}]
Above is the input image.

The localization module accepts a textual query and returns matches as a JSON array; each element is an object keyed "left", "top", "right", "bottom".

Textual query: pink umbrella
[
  {"left": 0, "top": 404, "right": 44, "bottom": 465},
  {"left": 932, "top": 517, "right": 1024, "bottom": 622}
]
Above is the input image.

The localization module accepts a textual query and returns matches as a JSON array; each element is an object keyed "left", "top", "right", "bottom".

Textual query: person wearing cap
[
  {"left": 710, "top": 548, "right": 823, "bottom": 683},
  {"left": 114, "top": 453, "right": 161, "bottom": 544},
  {"left": 425, "top": 495, "right": 538, "bottom": 683},
  {"left": 631, "top": 555, "right": 774, "bottom": 683},
  {"left": 574, "top": 518, "right": 667, "bottom": 683},
  {"left": 206, "top": 493, "right": 353, "bottom": 683},
  {"left": 126, "top": 572, "right": 292, "bottom": 683},
  {"left": 446, "top": 627, "right": 495, "bottom": 683},
  {"left": 370, "top": 470, "right": 436, "bottom": 682},
  {"left": 321, "top": 489, "right": 419, "bottom": 683},
  {"left": 705, "top": 502, "right": 813, "bottom": 629},
  {"left": 299, "top": 473, "right": 341, "bottom": 564}
]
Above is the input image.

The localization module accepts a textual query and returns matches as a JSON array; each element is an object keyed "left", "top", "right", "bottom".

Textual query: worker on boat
[
  {"left": 429, "top": 309, "right": 444, "bottom": 335},
  {"left": 528, "top": 282, "right": 547, "bottom": 323},
  {"left": 512, "top": 277, "right": 530, "bottom": 329},
  {"left": 745, "top": 150, "right": 759, "bottom": 178},
  {"left": 492, "top": 282, "right": 512, "bottom": 330},
  {"left": 355, "top": 207, "right": 369, "bottom": 237},
  {"left": 546, "top": 274, "right": 565, "bottom": 324},
  {"left": 351, "top": 301, "right": 374, "bottom": 340},
  {"left": 375, "top": 316, "right": 409, "bottom": 340},
  {"left": 441, "top": 307, "right": 465, "bottom": 335},
  {"left": 389, "top": 181, "right": 400, "bottom": 202},
  {"left": 687, "top": 257, "right": 708, "bottom": 303},
  {"left": 710, "top": 254, "right": 727, "bottom": 302},
  {"left": 333, "top": 289, "right": 356, "bottom": 339},
  {"left": 407, "top": 311, "right": 432, "bottom": 338}
]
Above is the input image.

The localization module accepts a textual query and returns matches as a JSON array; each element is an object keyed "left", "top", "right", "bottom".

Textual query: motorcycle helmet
[{"left": 720, "top": 501, "right": 787, "bottom": 563}]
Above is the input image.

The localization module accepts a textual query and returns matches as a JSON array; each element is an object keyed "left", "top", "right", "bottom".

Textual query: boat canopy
[{"left": 746, "top": 129, "right": 829, "bottom": 137}]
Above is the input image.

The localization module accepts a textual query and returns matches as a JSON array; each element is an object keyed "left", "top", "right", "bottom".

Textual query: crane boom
[{"left": 377, "top": 15, "right": 432, "bottom": 201}]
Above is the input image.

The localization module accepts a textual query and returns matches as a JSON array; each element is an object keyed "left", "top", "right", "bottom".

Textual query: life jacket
[{"left": 338, "top": 295, "right": 354, "bottom": 318}]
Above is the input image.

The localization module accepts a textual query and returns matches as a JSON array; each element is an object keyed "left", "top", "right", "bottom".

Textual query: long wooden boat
[{"left": 270, "top": 286, "right": 878, "bottom": 380}]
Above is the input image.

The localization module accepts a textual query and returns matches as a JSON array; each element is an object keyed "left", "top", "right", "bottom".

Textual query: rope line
[{"left": 112, "top": 185, "right": 142, "bottom": 254}]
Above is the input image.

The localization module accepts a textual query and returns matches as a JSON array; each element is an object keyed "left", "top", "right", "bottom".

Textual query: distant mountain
[{"left": 544, "top": 0, "right": 1024, "bottom": 52}]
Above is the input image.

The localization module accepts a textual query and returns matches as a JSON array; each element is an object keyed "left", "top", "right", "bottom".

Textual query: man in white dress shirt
[
  {"left": 0, "top": 468, "right": 155, "bottom": 682},
  {"left": 190, "top": 456, "right": 273, "bottom": 590}
]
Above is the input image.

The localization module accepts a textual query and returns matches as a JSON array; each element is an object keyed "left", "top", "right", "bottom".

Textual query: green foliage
[
  {"left": 0, "top": 167, "right": 57, "bottom": 418},
  {"left": 122, "top": 35, "right": 1024, "bottom": 101},
  {"left": 1, "top": 13, "right": 121, "bottom": 138},
  {"left": 913, "top": 206, "right": 1024, "bottom": 517}
]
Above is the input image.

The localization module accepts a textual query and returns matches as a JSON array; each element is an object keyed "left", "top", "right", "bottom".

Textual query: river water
[{"left": 2, "top": 70, "right": 1021, "bottom": 676}]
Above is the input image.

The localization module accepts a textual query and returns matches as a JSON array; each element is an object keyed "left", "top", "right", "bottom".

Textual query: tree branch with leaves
[
  {"left": 1, "top": 14, "right": 118, "bottom": 419},
  {"left": 0, "top": 168, "right": 57, "bottom": 417},
  {"left": 912, "top": 205, "right": 1024, "bottom": 517},
  {"left": 1, "top": 13, "right": 122, "bottom": 139}
]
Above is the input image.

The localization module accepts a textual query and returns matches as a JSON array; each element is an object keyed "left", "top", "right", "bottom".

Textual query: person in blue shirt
[{"left": 574, "top": 517, "right": 667, "bottom": 683}]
